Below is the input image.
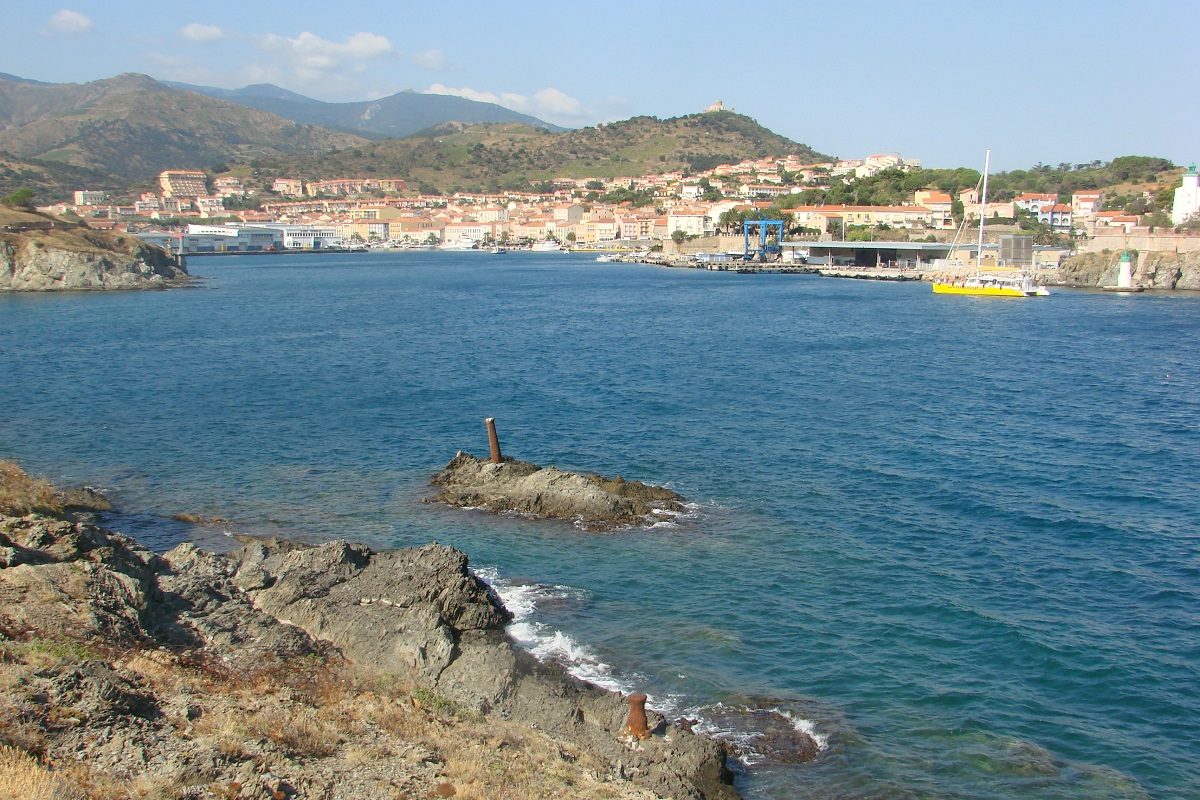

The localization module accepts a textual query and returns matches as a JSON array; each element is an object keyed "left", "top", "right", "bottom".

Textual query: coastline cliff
[
  {"left": 0, "top": 461, "right": 737, "bottom": 800},
  {"left": 1058, "top": 250, "right": 1200, "bottom": 290},
  {"left": 0, "top": 211, "right": 187, "bottom": 291}
]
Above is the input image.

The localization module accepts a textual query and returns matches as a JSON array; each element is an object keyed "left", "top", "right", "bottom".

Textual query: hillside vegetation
[
  {"left": 776, "top": 156, "right": 1179, "bottom": 209},
  {"left": 249, "top": 111, "right": 831, "bottom": 193},
  {"left": 0, "top": 73, "right": 367, "bottom": 191}
]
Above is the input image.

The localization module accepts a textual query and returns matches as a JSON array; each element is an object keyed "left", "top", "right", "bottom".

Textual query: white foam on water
[
  {"left": 778, "top": 708, "right": 829, "bottom": 751},
  {"left": 676, "top": 701, "right": 829, "bottom": 767},
  {"left": 474, "top": 567, "right": 633, "bottom": 696},
  {"left": 473, "top": 567, "right": 828, "bottom": 768}
]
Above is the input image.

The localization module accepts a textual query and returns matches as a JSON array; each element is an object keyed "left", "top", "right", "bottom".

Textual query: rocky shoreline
[
  {"left": 0, "top": 461, "right": 738, "bottom": 799},
  {"left": 0, "top": 211, "right": 189, "bottom": 291}
]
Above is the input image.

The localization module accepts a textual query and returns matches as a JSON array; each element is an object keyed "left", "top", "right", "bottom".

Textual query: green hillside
[
  {"left": 0, "top": 73, "right": 368, "bottom": 197},
  {"left": 247, "top": 111, "right": 831, "bottom": 193}
]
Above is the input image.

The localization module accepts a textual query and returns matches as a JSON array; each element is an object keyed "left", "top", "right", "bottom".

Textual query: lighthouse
[{"left": 1117, "top": 250, "right": 1133, "bottom": 289}]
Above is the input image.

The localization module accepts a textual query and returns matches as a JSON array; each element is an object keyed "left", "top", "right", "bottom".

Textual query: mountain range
[
  {"left": 0, "top": 71, "right": 829, "bottom": 200},
  {"left": 163, "top": 81, "right": 563, "bottom": 138},
  {"left": 0, "top": 73, "right": 366, "bottom": 190}
]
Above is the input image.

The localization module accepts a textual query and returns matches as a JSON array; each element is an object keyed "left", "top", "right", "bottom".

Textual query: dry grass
[
  {"left": 0, "top": 461, "right": 59, "bottom": 516},
  {"left": 0, "top": 746, "right": 65, "bottom": 800},
  {"left": 0, "top": 460, "right": 109, "bottom": 517},
  {"left": 243, "top": 706, "right": 340, "bottom": 758},
  {"left": 0, "top": 577, "right": 655, "bottom": 799}
]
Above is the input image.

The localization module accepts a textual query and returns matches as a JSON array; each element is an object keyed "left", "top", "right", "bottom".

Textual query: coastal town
[{"left": 32, "top": 104, "right": 1200, "bottom": 275}]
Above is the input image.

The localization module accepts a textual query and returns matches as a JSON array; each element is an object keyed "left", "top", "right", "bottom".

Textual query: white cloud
[
  {"left": 423, "top": 84, "right": 591, "bottom": 125},
  {"left": 250, "top": 31, "right": 392, "bottom": 96},
  {"left": 531, "top": 87, "right": 583, "bottom": 117},
  {"left": 411, "top": 49, "right": 448, "bottom": 70},
  {"left": 259, "top": 31, "right": 391, "bottom": 69},
  {"left": 426, "top": 84, "right": 501, "bottom": 105},
  {"left": 180, "top": 23, "right": 225, "bottom": 43},
  {"left": 44, "top": 9, "right": 92, "bottom": 35}
]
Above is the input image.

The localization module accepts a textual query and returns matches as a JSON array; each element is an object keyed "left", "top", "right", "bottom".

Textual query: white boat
[
  {"left": 437, "top": 240, "right": 477, "bottom": 251},
  {"left": 932, "top": 150, "right": 1049, "bottom": 298},
  {"left": 490, "top": 246, "right": 507, "bottom": 254},
  {"left": 595, "top": 254, "right": 617, "bottom": 262},
  {"left": 529, "top": 240, "right": 562, "bottom": 252}
]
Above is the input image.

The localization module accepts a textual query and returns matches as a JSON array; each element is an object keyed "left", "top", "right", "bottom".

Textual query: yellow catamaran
[{"left": 932, "top": 150, "right": 1050, "bottom": 297}]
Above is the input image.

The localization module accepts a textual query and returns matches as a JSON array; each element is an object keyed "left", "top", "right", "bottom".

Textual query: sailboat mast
[{"left": 976, "top": 149, "right": 991, "bottom": 269}]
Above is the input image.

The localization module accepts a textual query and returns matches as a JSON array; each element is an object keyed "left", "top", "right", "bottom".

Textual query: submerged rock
[{"left": 431, "top": 451, "right": 686, "bottom": 530}]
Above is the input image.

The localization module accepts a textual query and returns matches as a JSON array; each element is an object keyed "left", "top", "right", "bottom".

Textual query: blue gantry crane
[{"left": 743, "top": 219, "right": 784, "bottom": 262}]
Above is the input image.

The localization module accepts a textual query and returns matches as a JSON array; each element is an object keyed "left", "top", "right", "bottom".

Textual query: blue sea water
[{"left": 2, "top": 251, "right": 1198, "bottom": 799}]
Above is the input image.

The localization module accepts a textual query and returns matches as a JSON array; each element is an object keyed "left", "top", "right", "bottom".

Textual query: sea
[{"left": 2, "top": 251, "right": 1198, "bottom": 799}]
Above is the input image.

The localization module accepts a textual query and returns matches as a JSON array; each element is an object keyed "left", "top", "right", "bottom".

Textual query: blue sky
[{"left": 2, "top": 0, "right": 1196, "bottom": 171}]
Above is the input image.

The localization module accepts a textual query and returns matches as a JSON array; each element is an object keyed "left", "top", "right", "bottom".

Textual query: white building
[
  {"left": 244, "top": 223, "right": 340, "bottom": 249},
  {"left": 73, "top": 190, "right": 107, "bottom": 206},
  {"left": 1171, "top": 165, "right": 1199, "bottom": 225},
  {"left": 139, "top": 225, "right": 282, "bottom": 254}
]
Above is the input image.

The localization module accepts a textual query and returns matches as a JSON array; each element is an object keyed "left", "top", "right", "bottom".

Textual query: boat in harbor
[
  {"left": 490, "top": 246, "right": 507, "bottom": 254},
  {"left": 932, "top": 150, "right": 1049, "bottom": 297},
  {"left": 933, "top": 269, "right": 1051, "bottom": 297},
  {"left": 529, "top": 240, "right": 563, "bottom": 252},
  {"left": 595, "top": 254, "right": 617, "bottom": 263}
]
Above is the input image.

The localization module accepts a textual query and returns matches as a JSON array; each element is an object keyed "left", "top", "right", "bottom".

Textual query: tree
[
  {"left": 951, "top": 197, "right": 965, "bottom": 225},
  {"left": 2, "top": 188, "right": 36, "bottom": 210},
  {"left": 671, "top": 229, "right": 688, "bottom": 245}
]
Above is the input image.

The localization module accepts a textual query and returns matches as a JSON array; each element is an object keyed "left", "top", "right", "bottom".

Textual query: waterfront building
[
  {"left": 1170, "top": 165, "right": 1199, "bottom": 225},
  {"left": 244, "top": 223, "right": 340, "bottom": 249}
]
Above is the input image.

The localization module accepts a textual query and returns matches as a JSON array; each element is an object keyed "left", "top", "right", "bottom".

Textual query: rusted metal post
[
  {"left": 623, "top": 693, "right": 651, "bottom": 740},
  {"left": 485, "top": 417, "right": 502, "bottom": 464}
]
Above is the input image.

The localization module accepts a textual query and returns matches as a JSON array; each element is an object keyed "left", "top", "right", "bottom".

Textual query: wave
[
  {"left": 473, "top": 567, "right": 632, "bottom": 696},
  {"left": 474, "top": 566, "right": 828, "bottom": 768}
]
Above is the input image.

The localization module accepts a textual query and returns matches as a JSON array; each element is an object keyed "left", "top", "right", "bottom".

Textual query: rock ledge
[{"left": 431, "top": 451, "right": 687, "bottom": 530}]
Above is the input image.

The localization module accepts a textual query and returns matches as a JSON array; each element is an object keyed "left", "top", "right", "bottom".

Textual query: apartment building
[
  {"left": 158, "top": 170, "right": 208, "bottom": 198},
  {"left": 73, "top": 190, "right": 107, "bottom": 206}
]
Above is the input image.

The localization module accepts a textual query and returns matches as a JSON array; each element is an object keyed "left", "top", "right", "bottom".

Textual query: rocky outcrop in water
[
  {"left": 0, "top": 492, "right": 736, "bottom": 799},
  {"left": 0, "top": 218, "right": 187, "bottom": 291},
  {"left": 431, "top": 451, "right": 686, "bottom": 530}
]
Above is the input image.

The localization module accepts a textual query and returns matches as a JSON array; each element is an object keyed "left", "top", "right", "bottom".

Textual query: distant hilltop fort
[{"left": 705, "top": 100, "right": 732, "bottom": 113}]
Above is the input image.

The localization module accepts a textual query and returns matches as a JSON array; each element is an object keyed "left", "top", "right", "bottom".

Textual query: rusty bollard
[
  {"left": 485, "top": 417, "right": 503, "bottom": 464},
  {"left": 623, "top": 693, "right": 651, "bottom": 740}
]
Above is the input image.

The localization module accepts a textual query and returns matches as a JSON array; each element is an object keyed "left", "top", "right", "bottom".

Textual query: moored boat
[{"left": 932, "top": 150, "right": 1049, "bottom": 298}]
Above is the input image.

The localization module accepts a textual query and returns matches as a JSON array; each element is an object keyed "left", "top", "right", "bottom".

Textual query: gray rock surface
[
  {"left": 226, "top": 536, "right": 737, "bottom": 799},
  {"left": 0, "top": 510, "right": 738, "bottom": 799},
  {"left": 1058, "top": 250, "right": 1200, "bottom": 289},
  {"left": 0, "top": 225, "right": 188, "bottom": 291},
  {"left": 431, "top": 451, "right": 687, "bottom": 530}
]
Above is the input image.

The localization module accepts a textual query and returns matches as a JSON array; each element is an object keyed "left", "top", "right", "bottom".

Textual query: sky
[{"left": 1, "top": 0, "right": 1197, "bottom": 172}]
